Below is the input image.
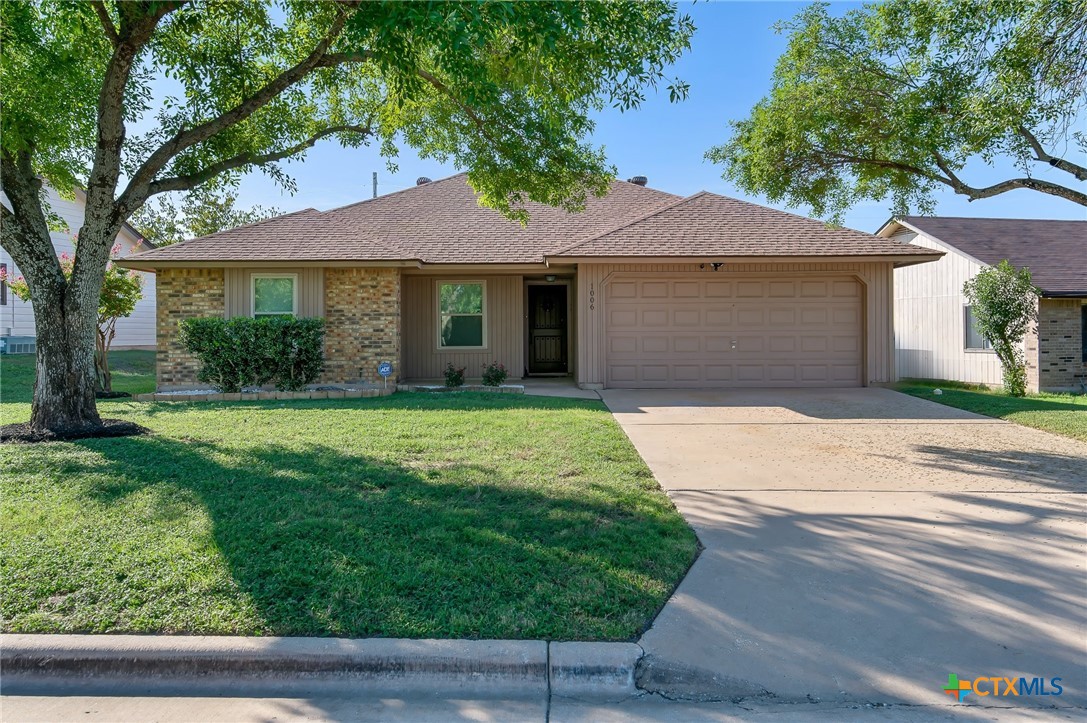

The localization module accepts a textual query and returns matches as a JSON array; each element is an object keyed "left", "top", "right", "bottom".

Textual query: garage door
[{"left": 605, "top": 276, "right": 863, "bottom": 388}]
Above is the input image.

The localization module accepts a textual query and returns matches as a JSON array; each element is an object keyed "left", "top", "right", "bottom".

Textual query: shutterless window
[
  {"left": 252, "top": 274, "right": 297, "bottom": 317},
  {"left": 1, "top": 263, "right": 7, "bottom": 305},
  {"left": 1082, "top": 305, "right": 1086, "bottom": 362},
  {"left": 438, "top": 281, "right": 485, "bottom": 348},
  {"left": 964, "top": 305, "right": 992, "bottom": 350}
]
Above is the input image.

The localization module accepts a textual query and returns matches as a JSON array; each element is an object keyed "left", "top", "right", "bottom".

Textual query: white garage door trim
[{"left": 603, "top": 272, "right": 866, "bottom": 388}]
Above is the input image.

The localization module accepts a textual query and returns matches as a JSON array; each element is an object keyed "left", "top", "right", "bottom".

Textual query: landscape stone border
[
  {"left": 133, "top": 388, "right": 395, "bottom": 402},
  {"left": 397, "top": 384, "right": 525, "bottom": 394}
]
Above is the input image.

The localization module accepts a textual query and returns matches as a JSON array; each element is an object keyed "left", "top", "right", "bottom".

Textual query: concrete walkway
[{"left": 602, "top": 388, "right": 1087, "bottom": 711}]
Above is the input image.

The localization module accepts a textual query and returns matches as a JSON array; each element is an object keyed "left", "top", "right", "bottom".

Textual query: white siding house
[
  {"left": 1, "top": 185, "right": 157, "bottom": 351},
  {"left": 880, "top": 216, "right": 1087, "bottom": 393},
  {"left": 886, "top": 226, "right": 1003, "bottom": 385}
]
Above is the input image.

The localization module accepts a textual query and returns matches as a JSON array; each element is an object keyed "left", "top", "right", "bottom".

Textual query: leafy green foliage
[
  {"left": 0, "top": 358, "right": 697, "bottom": 639},
  {"left": 962, "top": 260, "right": 1040, "bottom": 396},
  {"left": 444, "top": 363, "right": 466, "bottom": 388},
  {"left": 2, "top": 1, "right": 694, "bottom": 219},
  {"left": 179, "top": 316, "right": 326, "bottom": 393},
  {"left": 481, "top": 361, "right": 509, "bottom": 387},
  {"left": 130, "top": 187, "right": 281, "bottom": 246},
  {"left": 709, "top": 0, "right": 1087, "bottom": 220}
]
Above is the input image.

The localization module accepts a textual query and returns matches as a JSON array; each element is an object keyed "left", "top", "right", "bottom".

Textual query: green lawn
[
  {"left": 0, "top": 353, "right": 696, "bottom": 640},
  {"left": 895, "top": 378, "right": 1087, "bottom": 442}
]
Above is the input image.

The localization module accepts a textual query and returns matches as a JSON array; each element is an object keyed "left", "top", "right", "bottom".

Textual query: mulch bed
[
  {"left": 1, "top": 419, "right": 150, "bottom": 444},
  {"left": 95, "top": 391, "right": 132, "bottom": 399}
]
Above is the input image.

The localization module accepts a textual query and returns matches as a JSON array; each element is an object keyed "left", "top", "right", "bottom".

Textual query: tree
[
  {"left": 708, "top": 0, "right": 1087, "bottom": 221},
  {"left": 962, "top": 260, "right": 1040, "bottom": 396},
  {"left": 131, "top": 187, "right": 281, "bottom": 246},
  {"left": 0, "top": 1, "right": 693, "bottom": 434},
  {"left": 3, "top": 244, "right": 143, "bottom": 395}
]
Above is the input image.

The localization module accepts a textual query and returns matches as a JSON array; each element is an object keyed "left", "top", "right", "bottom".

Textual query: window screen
[
  {"left": 439, "top": 282, "right": 484, "bottom": 347},
  {"left": 964, "top": 305, "right": 992, "bottom": 350}
]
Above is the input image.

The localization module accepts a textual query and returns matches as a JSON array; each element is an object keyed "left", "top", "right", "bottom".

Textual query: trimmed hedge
[{"left": 179, "top": 316, "right": 325, "bottom": 393}]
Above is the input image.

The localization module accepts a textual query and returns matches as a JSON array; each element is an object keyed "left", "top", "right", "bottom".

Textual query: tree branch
[
  {"left": 90, "top": 1, "right": 119, "bottom": 47},
  {"left": 1018, "top": 126, "right": 1087, "bottom": 181},
  {"left": 143, "top": 123, "right": 374, "bottom": 198},
  {"left": 0, "top": 150, "right": 66, "bottom": 294},
  {"left": 933, "top": 153, "right": 1087, "bottom": 206},
  {"left": 117, "top": 8, "right": 357, "bottom": 213}
]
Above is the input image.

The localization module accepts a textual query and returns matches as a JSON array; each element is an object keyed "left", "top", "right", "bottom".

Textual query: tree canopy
[
  {"left": 131, "top": 187, "right": 280, "bottom": 246},
  {"left": 708, "top": 0, "right": 1087, "bottom": 221},
  {"left": 963, "top": 260, "right": 1039, "bottom": 396}
]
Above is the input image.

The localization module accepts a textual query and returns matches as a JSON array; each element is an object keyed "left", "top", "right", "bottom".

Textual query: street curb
[{"left": 0, "top": 634, "right": 644, "bottom": 700}]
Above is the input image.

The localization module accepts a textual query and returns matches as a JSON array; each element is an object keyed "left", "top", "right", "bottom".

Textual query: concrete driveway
[{"left": 601, "top": 388, "right": 1087, "bottom": 711}]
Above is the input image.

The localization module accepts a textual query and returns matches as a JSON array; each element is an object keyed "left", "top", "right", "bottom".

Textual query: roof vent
[
  {"left": 416, "top": 176, "right": 432, "bottom": 185},
  {"left": 628, "top": 175, "right": 648, "bottom": 186}
]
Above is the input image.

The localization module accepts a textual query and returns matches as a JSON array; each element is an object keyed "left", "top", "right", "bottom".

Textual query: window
[
  {"left": 251, "top": 274, "right": 297, "bottom": 317},
  {"left": 1082, "top": 305, "right": 1086, "bottom": 362},
  {"left": 437, "top": 281, "right": 485, "bottom": 348},
  {"left": 964, "top": 305, "right": 992, "bottom": 350},
  {"left": 1, "top": 263, "right": 7, "bottom": 306}
]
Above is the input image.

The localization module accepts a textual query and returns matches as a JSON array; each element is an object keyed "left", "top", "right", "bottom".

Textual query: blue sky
[{"left": 228, "top": 1, "right": 1086, "bottom": 233}]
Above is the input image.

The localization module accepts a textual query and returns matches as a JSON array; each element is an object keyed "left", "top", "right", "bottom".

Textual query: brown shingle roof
[
  {"left": 123, "top": 174, "right": 938, "bottom": 267},
  {"left": 898, "top": 216, "right": 1087, "bottom": 296},
  {"left": 125, "top": 174, "right": 680, "bottom": 265},
  {"left": 548, "top": 192, "right": 940, "bottom": 259}
]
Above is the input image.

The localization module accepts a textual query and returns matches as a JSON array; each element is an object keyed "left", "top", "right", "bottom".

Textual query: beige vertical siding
[
  {"left": 401, "top": 274, "right": 525, "bottom": 379},
  {"left": 893, "top": 231, "right": 1003, "bottom": 385},
  {"left": 576, "top": 262, "right": 897, "bottom": 388},
  {"left": 224, "top": 267, "right": 324, "bottom": 318}
]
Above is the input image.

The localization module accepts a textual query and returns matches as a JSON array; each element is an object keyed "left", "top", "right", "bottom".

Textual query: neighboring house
[
  {"left": 120, "top": 174, "right": 940, "bottom": 391},
  {"left": 0, "top": 185, "right": 157, "bottom": 352},
  {"left": 879, "top": 216, "right": 1087, "bottom": 393}
]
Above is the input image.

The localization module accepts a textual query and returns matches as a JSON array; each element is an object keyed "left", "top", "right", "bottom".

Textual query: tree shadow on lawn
[{"left": 72, "top": 433, "right": 695, "bottom": 641}]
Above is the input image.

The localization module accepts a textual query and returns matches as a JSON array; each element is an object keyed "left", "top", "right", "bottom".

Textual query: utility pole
[{"left": 372, "top": 172, "right": 378, "bottom": 199}]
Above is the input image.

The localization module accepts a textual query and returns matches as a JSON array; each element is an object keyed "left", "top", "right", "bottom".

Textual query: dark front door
[{"left": 528, "top": 285, "right": 568, "bottom": 374}]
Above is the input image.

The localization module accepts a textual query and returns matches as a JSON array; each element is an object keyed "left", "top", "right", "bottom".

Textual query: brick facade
[
  {"left": 1026, "top": 298, "right": 1086, "bottom": 392},
  {"left": 156, "top": 268, "right": 225, "bottom": 389},
  {"left": 321, "top": 268, "right": 401, "bottom": 384}
]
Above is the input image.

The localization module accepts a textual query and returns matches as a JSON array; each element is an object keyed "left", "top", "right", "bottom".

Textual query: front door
[{"left": 528, "top": 284, "right": 568, "bottom": 374}]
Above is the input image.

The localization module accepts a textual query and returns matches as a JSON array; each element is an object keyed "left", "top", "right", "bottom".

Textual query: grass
[
  {"left": 0, "top": 352, "right": 696, "bottom": 640},
  {"left": 894, "top": 378, "right": 1087, "bottom": 442}
]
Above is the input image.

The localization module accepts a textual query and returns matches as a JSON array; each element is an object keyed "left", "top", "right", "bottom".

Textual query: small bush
[
  {"left": 179, "top": 316, "right": 325, "bottom": 392},
  {"left": 481, "top": 361, "right": 508, "bottom": 387},
  {"left": 444, "top": 363, "right": 466, "bottom": 387}
]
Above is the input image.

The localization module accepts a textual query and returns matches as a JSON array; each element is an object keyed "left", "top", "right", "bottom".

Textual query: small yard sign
[{"left": 378, "top": 361, "right": 393, "bottom": 388}]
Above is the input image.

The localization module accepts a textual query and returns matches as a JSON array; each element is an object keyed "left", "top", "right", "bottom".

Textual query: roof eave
[
  {"left": 115, "top": 258, "right": 424, "bottom": 272},
  {"left": 545, "top": 253, "right": 944, "bottom": 266}
]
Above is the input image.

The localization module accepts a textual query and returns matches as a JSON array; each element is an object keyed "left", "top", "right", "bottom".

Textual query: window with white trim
[
  {"left": 252, "top": 274, "right": 297, "bottom": 318},
  {"left": 437, "top": 281, "right": 485, "bottom": 348},
  {"left": 964, "top": 305, "right": 992, "bottom": 350}
]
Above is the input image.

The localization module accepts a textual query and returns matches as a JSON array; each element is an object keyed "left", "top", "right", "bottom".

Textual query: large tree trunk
[{"left": 29, "top": 284, "right": 102, "bottom": 433}]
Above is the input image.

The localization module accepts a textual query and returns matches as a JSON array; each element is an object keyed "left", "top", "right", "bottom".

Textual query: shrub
[
  {"left": 963, "top": 260, "right": 1039, "bottom": 397},
  {"left": 481, "top": 361, "right": 508, "bottom": 386},
  {"left": 444, "top": 363, "right": 466, "bottom": 387},
  {"left": 179, "top": 316, "right": 325, "bottom": 393}
]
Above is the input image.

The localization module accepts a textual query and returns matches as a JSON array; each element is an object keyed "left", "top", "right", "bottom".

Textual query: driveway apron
[{"left": 601, "top": 388, "right": 1087, "bottom": 709}]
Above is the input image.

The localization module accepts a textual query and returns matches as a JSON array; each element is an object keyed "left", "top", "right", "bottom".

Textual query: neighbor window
[
  {"left": 438, "top": 281, "right": 485, "bottom": 348},
  {"left": 252, "top": 274, "right": 297, "bottom": 317},
  {"left": 1081, "top": 305, "right": 1086, "bottom": 362},
  {"left": 1, "top": 263, "right": 7, "bottom": 306},
  {"left": 964, "top": 305, "right": 992, "bottom": 350}
]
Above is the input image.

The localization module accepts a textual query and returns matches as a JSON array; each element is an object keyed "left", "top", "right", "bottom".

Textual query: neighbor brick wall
[
  {"left": 156, "top": 268, "right": 225, "bottom": 389},
  {"left": 1026, "top": 298, "right": 1086, "bottom": 392},
  {"left": 321, "top": 268, "right": 401, "bottom": 384}
]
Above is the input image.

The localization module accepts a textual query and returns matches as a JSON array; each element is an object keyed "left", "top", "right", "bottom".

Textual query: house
[
  {"left": 0, "top": 185, "right": 157, "bottom": 353},
  {"left": 119, "top": 174, "right": 940, "bottom": 391},
  {"left": 878, "top": 216, "right": 1087, "bottom": 393}
]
